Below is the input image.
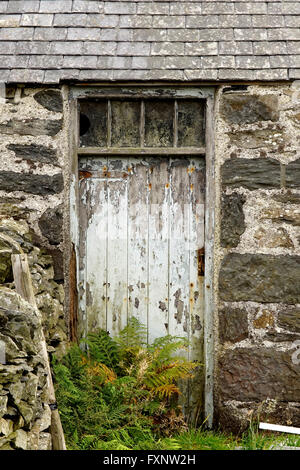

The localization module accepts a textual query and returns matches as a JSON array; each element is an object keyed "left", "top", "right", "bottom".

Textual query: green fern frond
[
  {"left": 81, "top": 329, "right": 120, "bottom": 369},
  {"left": 115, "top": 316, "right": 148, "bottom": 350}
]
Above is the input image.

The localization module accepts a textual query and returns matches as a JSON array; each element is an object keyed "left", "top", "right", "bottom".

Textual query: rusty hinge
[{"left": 197, "top": 247, "right": 205, "bottom": 276}]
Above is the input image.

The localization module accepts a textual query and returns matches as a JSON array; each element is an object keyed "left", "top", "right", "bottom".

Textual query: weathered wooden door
[{"left": 77, "top": 94, "right": 207, "bottom": 421}]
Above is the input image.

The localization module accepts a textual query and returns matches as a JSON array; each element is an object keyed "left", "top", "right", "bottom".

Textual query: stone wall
[
  {"left": 0, "top": 287, "right": 52, "bottom": 450},
  {"left": 214, "top": 82, "right": 300, "bottom": 432},
  {"left": 0, "top": 86, "right": 68, "bottom": 449}
]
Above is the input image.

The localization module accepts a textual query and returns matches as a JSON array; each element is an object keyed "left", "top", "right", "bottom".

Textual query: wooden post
[{"left": 11, "top": 254, "right": 67, "bottom": 451}]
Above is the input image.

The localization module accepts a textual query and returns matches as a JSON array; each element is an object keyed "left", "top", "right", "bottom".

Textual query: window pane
[
  {"left": 145, "top": 100, "right": 174, "bottom": 147},
  {"left": 111, "top": 100, "right": 140, "bottom": 147},
  {"left": 177, "top": 100, "right": 205, "bottom": 147},
  {"left": 80, "top": 100, "right": 107, "bottom": 147}
]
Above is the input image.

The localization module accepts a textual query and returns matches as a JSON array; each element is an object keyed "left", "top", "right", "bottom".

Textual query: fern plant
[{"left": 52, "top": 317, "right": 201, "bottom": 450}]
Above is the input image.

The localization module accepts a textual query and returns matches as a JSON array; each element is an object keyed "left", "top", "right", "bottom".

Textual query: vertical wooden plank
[
  {"left": 204, "top": 94, "right": 215, "bottom": 428},
  {"left": 168, "top": 157, "right": 190, "bottom": 415},
  {"left": 69, "top": 243, "right": 78, "bottom": 342},
  {"left": 85, "top": 175, "right": 109, "bottom": 333},
  {"left": 127, "top": 156, "right": 148, "bottom": 329},
  {"left": 106, "top": 156, "right": 128, "bottom": 337},
  {"left": 64, "top": 89, "right": 79, "bottom": 341},
  {"left": 147, "top": 158, "right": 170, "bottom": 342},
  {"left": 78, "top": 176, "right": 89, "bottom": 338},
  {"left": 188, "top": 157, "right": 206, "bottom": 426},
  {"left": 79, "top": 157, "right": 109, "bottom": 335},
  {"left": 168, "top": 157, "right": 190, "bottom": 341}
]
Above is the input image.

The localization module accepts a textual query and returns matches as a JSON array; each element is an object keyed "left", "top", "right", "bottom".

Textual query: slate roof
[{"left": 0, "top": 0, "right": 299, "bottom": 83}]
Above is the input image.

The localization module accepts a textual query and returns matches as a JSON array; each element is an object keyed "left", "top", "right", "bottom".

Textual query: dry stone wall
[
  {"left": 0, "top": 86, "right": 67, "bottom": 449},
  {"left": 214, "top": 82, "right": 300, "bottom": 432}
]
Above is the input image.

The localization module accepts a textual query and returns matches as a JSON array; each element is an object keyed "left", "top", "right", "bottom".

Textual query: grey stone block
[
  {"left": 39, "top": 0, "right": 72, "bottom": 13},
  {"left": 221, "top": 158, "right": 281, "bottom": 190},
  {"left": 236, "top": 55, "right": 270, "bottom": 69},
  {"left": 186, "top": 15, "right": 218, "bottom": 28},
  {"left": 7, "top": 143, "right": 58, "bottom": 164},
  {"left": 20, "top": 13, "right": 53, "bottom": 27},
  {"left": 170, "top": 3, "right": 202, "bottom": 15},
  {"left": 203, "top": 2, "right": 234, "bottom": 14},
  {"left": 138, "top": 3, "right": 169, "bottom": 15},
  {"left": 235, "top": 2, "right": 267, "bottom": 14},
  {"left": 218, "top": 69, "right": 255, "bottom": 80},
  {"left": 85, "top": 14, "right": 119, "bottom": 28},
  {"left": 270, "top": 56, "right": 291, "bottom": 68},
  {"left": 34, "top": 27, "right": 67, "bottom": 41},
  {"left": 167, "top": 29, "right": 199, "bottom": 42},
  {"left": 185, "top": 42, "right": 218, "bottom": 55},
  {"left": 289, "top": 69, "right": 300, "bottom": 79},
  {"left": 0, "top": 42, "right": 16, "bottom": 54},
  {"left": 218, "top": 14, "right": 252, "bottom": 28},
  {"left": 220, "top": 193, "right": 246, "bottom": 248},
  {"left": 33, "top": 89, "right": 63, "bottom": 113},
  {"left": 0, "top": 27, "right": 34, "bottom": 41},
  {"left": 72, "top": 0, "right": 103, "bottom": 13},
  {"left": 165, "top": 56, "right": 202, "bottom": 69},
  {"left": 219, "top": 253, "right": 300, "bottom": 304},
  {"left": 8, "top": 69, "right": 45, "bottom": 83},
  {"left": 63, "top": 55, "right": 98, "bottom": 69},
  {"left": 119, "top": 15, "right": 152, "bottom": 28},
  {"left": 203, "top": 56, "right": 235, "bottom": 69},
  {"left": 277, "top": 307, "right": 300, "bottom": 333},
  {"left": 199, "top": 28, "right": 233, "bottom": 41},
  {"left": 235, "top": 28, "right": 268, "bottom": 40},
  {"left": 50, "top": 41, "right": 83, "bottom": 55},
  {"left": 8, "top": 0, "right": 39, "bottom": 13},
  {"left": 86, "top": 42, "right": 116, "bottom": 56},
  {"left": 253, "top": 41, "right": 288, "bottom": 55},
  {"left": 153, "top": 16, "right": 185, "bottom": 29},
  {"left": 53, "top": 13, "right": 87, "bottom": 27},
  {"left": 219, "top": 41, "right": 253, "bottom": 55},
  {"left": 219, "top": 307, "right": 249, "bottom": 343},
  {"left": 0, "top": 118, "right": 62, "bottom": 137},
  {"left": 117, "top": 42, "right": 150, "bottom": 56},
  {"left": 185, "top": 69, "right": 218, "bottom": 80},
  {"left": 28, "top": 55, "right": 64, "bottom": 69},
  {"left": 0, "top": 2, "right": 7, "bottom": 13},
  {"left": 268, "top": 28, "right": 300, "bottom": 41},
  {"left": 67, "top": 27, "right": 101, "bottom": 41},
  {"left": 132, "top": 29, "right": 167, "bottom": 42},
  {"left": 284, "top": 15, "right": 300, "bottom": 28},
  {"left": 219, "top": 347, "right": 300, "bottom": 401},
  {"left": 0, "top": 172, "right": 63, "bottom": 196},
  {"left": 39, "top": 205, "right": 63, "bottom": 245},
  {"left": 286, "top": 159, "right": 300, "bottom": 189},
  {"left": 253, "top": 14, "right": 285, "bottom": 28},
  {"left": 104, "top": 2, "right": 136, "bottom": 15},
  {"left": 220, "top": 94, "right": 279, "bottom": 124},
  {"left": 151, "top": 42, "right": 184, "bottom": 56},
  {"left": 282, "top": 3, "right": 300, "bottom": 15}
]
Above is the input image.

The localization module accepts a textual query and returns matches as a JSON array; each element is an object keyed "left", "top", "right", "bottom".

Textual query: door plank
[
  {"left": 188, "top": 158, "right": 206, "bottom": 425},
  {"left": 85, "top": 171, "right": 108, "bottom": 333},
  {"left": 168, "top": 157, "right": 191, "bottom": 415},
  {"left": 127, "top": 157, "right": 149, "bottom": 331},
  {"left": 106, "top": 156, "right": 128, "bottom": 337},
  {"left": 147, "top": 158, "right": 169, "bottom": 343}
]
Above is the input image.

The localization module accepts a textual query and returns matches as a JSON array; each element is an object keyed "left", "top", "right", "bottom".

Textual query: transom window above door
[{"left": 78, "top": 98, "right": 205, "bottom": 154}]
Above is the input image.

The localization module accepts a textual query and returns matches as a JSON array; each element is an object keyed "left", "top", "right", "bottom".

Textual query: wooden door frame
[{"left": 64, "top": 84, "right": 216, "bottom": 428}]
